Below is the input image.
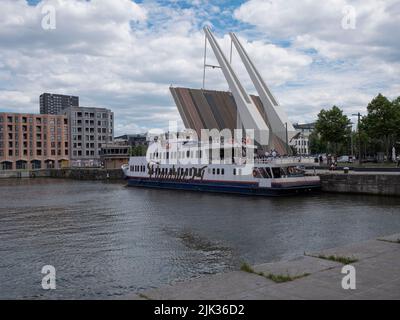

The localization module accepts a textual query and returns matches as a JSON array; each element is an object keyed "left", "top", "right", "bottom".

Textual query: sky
[{"left": 0, "top": 0, "right": 399, "bottom": 135}]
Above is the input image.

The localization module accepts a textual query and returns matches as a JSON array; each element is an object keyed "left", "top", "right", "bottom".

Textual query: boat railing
[{"left": 254, "top": 157, "right": 317, "bottom": 165}]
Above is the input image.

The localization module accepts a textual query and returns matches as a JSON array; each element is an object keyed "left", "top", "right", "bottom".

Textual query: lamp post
[
  {"left": 285, "top": 122, "right": 289, "bottom": 156},
  {"left": 352, "top": 112, "right": 362, "bottom": 165}
]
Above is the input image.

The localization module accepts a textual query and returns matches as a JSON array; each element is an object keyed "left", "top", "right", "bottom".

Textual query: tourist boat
[{"left": 122, "top": 136, "right": 321, "bottom": 196}]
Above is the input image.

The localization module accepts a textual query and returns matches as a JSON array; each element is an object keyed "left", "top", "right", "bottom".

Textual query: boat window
[
  {"left": 185, "top": 168, "right": 188, "bottom": 176},
  {"left": 212, "top": 168, "right": 215, "bottom": 175},
  {"left": 272, "top": 167, "right": 281, "bottom": 178},
  {"left": 186, "top": 150, "right": 190, "bottom": 158},
  {"left": 189, "top": 168, "right": 193, "bottom": 176},
  {"left": 253, "top": 168, "right": 263, "bottom": 178},
  {"left": 199, "top": 150, "right": 202, "bottom": 158},
  {"left": 217, "top": 168, "right": 220, "bottom": 175},
  {"left": 221, "top": 168, "right": 224, "bottom": 175},
  {"left": 233, "top": 168, "right": 236, "bottom": 175}
]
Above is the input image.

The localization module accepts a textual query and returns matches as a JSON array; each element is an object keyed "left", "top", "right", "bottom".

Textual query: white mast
[
  {"left": 229, "top": 32, "right": 295, "bottom": 147},
  {"left": 203, "top": 26, "right": 269, "bottom": 146}
]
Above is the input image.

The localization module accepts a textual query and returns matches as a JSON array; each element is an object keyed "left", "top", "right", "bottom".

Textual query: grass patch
[
  {"left": 315, "top": 254, "right": 358, "bottom": 265},
  {"left": 263, "top": 272, "right": 310, "bottom": 283},
  {"left": 378, "top": 238, "right": 400, "bottom": 244},
  {"left": 138, "top": 293, "right": 152, "bottom": 300},
  {"left": 240, "top": 262, "right": 255, "bottom": 273},
  {"left": 240, "top": 263, "right": 310, "bottom": 283}
]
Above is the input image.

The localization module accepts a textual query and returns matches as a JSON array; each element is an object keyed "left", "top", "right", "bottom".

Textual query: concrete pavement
[{"left": 129, "top": 234, "right": 400, "bottom": 300}]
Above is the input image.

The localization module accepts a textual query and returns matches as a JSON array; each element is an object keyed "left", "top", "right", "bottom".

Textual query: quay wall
[
  {"left": 2, "top": 169, "right": 400, "bottom": 196},
  {"left": 48, "top": 168, "right": 124, "bottom": 180},
  {"left": 319, "top": 173, "right": 400, "bottom": 196},
  {"left": 0, "top": 168, "right": 124, "bottom": 180}
]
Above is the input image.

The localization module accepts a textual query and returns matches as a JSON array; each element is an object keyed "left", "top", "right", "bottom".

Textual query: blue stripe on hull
[{"left": 126, "top": 178, "right": 320, "bottom": 197}]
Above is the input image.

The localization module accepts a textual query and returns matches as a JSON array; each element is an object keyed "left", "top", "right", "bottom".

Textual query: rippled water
[{"left": 1, "top": 178, "right": 400, "bottom": 299}]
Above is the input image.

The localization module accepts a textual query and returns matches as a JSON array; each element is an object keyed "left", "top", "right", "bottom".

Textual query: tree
[
  {"left": 130, "top": 145, "right": 147, "bottom": 156},
  {"left": 315, "top": 105, "right": 351, "bottom": 155},
  {"left": 309, "top": 131, "right": 325, "bottom": 154},
  {"left": 361, "top": 94, "right": 399, "bottom": 159}
]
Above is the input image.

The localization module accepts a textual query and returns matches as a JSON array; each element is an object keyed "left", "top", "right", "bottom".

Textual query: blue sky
[{"left": 1, "top": 0, "right": 399, "bottom": 135}]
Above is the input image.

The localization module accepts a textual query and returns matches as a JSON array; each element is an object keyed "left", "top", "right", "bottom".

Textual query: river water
[{"left": 0, "top": 178, "right": 399, "bottom": 299}]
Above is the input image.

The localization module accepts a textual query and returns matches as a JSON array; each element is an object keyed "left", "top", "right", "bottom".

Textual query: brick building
[{"left": 0, "top": 113, "right": 69, "bottom": 170}]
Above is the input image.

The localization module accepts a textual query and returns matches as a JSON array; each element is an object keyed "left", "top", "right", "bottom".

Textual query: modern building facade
[
  {"left": 40, "top": 93, "right": 79, "bottom": 115},
  {"left": 100, "top": 142, "right": 129, "bottom": 169},
  {"left": 62, "top": 106, "right": 114, "bottom": 167},
  {"left": 290, "top": 123, "right": 315, "bottom": 155},
  {"left": 115, "top": 134, "right": 148, "bottom": 147},
  {"left": 0, "top": 112, "right": 69, "bottom": 170}
]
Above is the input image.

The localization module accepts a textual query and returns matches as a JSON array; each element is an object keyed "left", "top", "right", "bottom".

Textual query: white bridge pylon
[
  {"left": 203, "top": 26, "right": 269, "bottom": 146},
  {"left": 229, "top": 32, "right": 295, "bottom": 145}
]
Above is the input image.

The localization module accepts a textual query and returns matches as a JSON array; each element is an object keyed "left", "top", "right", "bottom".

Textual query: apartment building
[
  {"left": 62, "top": 106, "right": 114, "bottom": 167},
  {"left": 40, "top": 93, "right": 79, "bottom": 115},
  {"left": 290, "top": 123, "right": 315, "bottom": 155},
  {"left": 0, "top": 113, "right": 69, "bottom": 170}
]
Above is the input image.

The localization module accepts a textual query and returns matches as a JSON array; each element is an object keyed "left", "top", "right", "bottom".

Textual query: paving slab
[
  {"left": 308, "top": 239, "right": 400, "bottom": 261},
  {"left": 143, "top": 271, "right": 274, "bottom": 300},
  {"left": 253, "top": 255, "right": 341, "bottom": 277},
  {"left": 377, "top": 233, "right": 400, "bottom": 243},
  {"left": 134, "top": 234, "right": 400, "bottom": 300}
]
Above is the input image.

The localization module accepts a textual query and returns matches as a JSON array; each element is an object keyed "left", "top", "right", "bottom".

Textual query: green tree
[
  {"left": 129, "top": 145, "right": 148, "bottom": 156},
  {"left": 361, "top": 94, "right": 399, "bottom": 159},
  {"left": 309, "top": 131, "right": 326, "bottom": 154},
  {"left": 315, "top": 105, "right": 351, "bottom": 155}
]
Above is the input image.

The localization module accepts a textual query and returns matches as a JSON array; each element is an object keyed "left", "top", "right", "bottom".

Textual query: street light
[
  {"left": 285, "top": 122, "right": 289, "bottom": 155},
  {"left": 352, "top": 112, "right": 362, "bottom": 165}
]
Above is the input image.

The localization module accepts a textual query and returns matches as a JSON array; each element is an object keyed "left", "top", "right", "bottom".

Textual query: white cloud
[
  {"left": 234, "top": 0, "right": 400, "bottom": 123},
  {"left": 0, "top": 0, "right": 314, "bottom": 134}
]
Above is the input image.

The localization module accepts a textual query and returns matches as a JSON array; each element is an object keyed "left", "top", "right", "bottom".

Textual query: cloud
[
  {"left": 0, "top": 0, "right": 315, "bottom": 134},
  {"left": 234, "top": 0, "right": 400, "bottom": 123}
]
